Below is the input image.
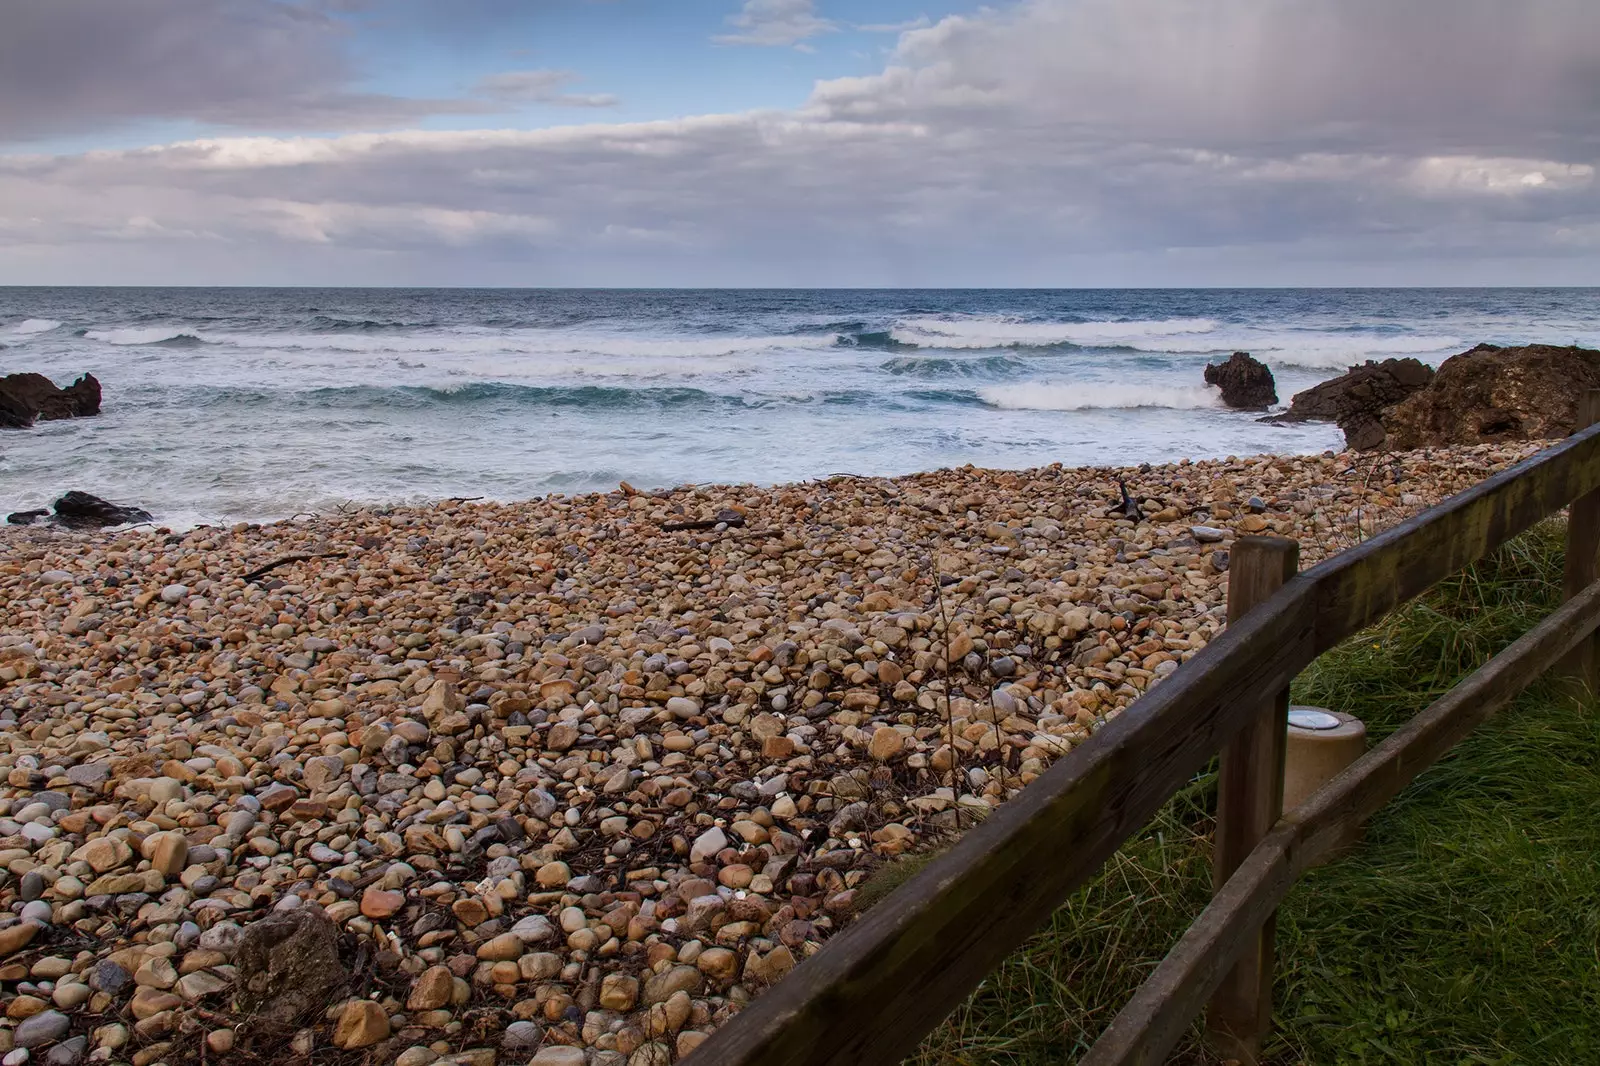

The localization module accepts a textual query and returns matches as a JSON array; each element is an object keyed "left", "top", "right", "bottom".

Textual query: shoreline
[{"left": 0, "top": 441, "right": 1550, "bottom": 1061}]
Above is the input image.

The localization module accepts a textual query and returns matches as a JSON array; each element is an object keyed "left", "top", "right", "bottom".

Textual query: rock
[
  {"left": 360, "top": 886, "right": 404, "bottom": 918},
  {"left": 332, "top": 999, "right": 390, "bottom": 1049},
  {"left": 868, "top": 726, "right": 903, "bottom": 761},
  {"left": 1382, "top": 343, "right": 1600, "bottom": 450},
  {"left": 407, "top": 966, "right": 454, "bottom": 1011},
  {"left": 0, "top": 922, "right": 39, "bottom": 957},
  {"left": 44, "top": 1035, "right": 87, "bottom": 1066},
  {"left": 530, "top": 1048, "right": 587, "bottom": 1066},
  {"left": 599, "top": 974, "right": 639, "bottom": 1011},
  {"left": 146, "top": 832, "right": 188, "bottom": 877},
  {"left": 15, "top": 492, "right": 153, "bottom": 531},
  {"left": 643, "top": 965, "right": 701, "bottom": 1005},
  {"left": 0, "top": 373, "right": 101, "bottom": 430},
  {"left": 1204, "top": 352, "right": 1277, "bottom": 410},
  {"left": 689, "top": 827, "right": 727, "bottom": 864},
  {"left": 14, "top": 1011, "right": 70, "bottom": 1048},
  {"left": 233, "top": 907, "right": 348, "bottom": 1028},
  {"left": 78, "top": 836, "right": 133, "bottom": 873},
  {"left": 1265, "top": 357, "right": 1435, "bottom": 449},
  {"left": 501, "top": 1020, "right": 543, "bottom": 1050}
]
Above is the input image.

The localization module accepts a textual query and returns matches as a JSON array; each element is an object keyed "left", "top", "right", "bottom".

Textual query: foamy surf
[
  {"left": 890, "top": 315, "right": 1220, "bottom": 350},
  {"left": 978, "top": 383, "right": 1225, "bottom": 411},
  {"left": 3, "top": 286, "right": 1592, "bottom": 525},
  {"left": 3, "top": 318, "right": 63, "bottom": 336}
]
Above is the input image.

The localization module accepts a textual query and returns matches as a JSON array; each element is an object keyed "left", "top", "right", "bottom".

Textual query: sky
[{"left": 1, "top": 0, "right": 1598, "bottom": 287}]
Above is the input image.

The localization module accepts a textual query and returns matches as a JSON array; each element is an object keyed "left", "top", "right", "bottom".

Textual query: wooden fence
[{"left": 689, "top": 390, "right": 1600, "bottom": 1066}]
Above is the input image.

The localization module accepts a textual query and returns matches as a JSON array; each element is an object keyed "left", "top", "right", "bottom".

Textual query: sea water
[{"left": 1, "top": 287, "right": 1596, "bottom": 527}]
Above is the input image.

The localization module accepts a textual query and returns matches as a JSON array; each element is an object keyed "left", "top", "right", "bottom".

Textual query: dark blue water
[{"left": 1, "top": 288, "right": 1596, "bottom": 525}]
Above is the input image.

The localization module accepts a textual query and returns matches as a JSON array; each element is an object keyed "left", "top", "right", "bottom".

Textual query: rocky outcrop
[
  {"left": 1383, "top": 343, "right": 1600, "bottom": 450},
  {"left": 1266, "top": 345, "right": 1600, "bottom": 451},
  {"left": 0, "top": 373, "right": 101, "bottom": 429},
  {"left": 1204, "top": 352, "right": 1277, "bottom": 409},
  {"left": 7, "top": 492, "right": 152, "bottom": 529},
  {"left": 1266, "top": 358, "right": 1435, "bottom": 450}
]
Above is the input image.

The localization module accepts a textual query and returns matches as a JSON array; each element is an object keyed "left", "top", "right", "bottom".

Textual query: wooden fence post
[
  {"left": 1206, "top": 535, "right": 1299, "bottom": 1063},
  {"left": 1557, "top": 390, "right": 1600, "bottom": 698}
]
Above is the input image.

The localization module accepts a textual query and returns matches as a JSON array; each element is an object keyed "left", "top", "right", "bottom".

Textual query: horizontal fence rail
[
  {"left": 1082, "top": 574, "right": 1600, "bottom": 1066},
  {"left": 689, "top": 414, "right": 1600, "bottom": 1066}
]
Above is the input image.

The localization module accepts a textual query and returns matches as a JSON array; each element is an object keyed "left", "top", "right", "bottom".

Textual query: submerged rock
[
  {"left": 1203, "top": 352, "right": 1277, "bottom": 410},
  {"left": 7, "top": 492, "right": 152, "bottom": 529},
  {"left": 0, "top": 373, "right": 101, "bottom": 429}
]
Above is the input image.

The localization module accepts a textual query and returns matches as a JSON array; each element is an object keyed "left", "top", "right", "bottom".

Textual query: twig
[
  {"left": 242, "top": 551, "right": 345, "bottom": 583},
  {"left": 449, "top": 496, "right": 486, "bottom": 503},
  {"left": 661, "top": 513, "right": 746, "bottom": 533}
]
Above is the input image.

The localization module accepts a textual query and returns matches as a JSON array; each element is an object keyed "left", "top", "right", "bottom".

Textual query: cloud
[
  {"left": 0, "top": 0, "right": 486, "bottom": 144},
  {"left": 854, "top": 17, "right": 931, "bottom": 33},
  {"left": 714, "top": 0, "right": 837, "bottom": 48},
  {"left": 475, "top": 70, "right": 621, "bottom": 108},
  {"left": 2, "top": 0, "right": 1598, "bottom": 284}
]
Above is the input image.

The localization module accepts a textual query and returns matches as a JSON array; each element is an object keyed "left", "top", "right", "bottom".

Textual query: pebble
[
  {"left": 13, "top": 1012, "right": 69, "bottom": 1049},
  {"left": 0, "top": 443, "right": 1542, "bottom": 1057}
]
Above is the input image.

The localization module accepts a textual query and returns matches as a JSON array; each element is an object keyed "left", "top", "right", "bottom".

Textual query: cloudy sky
[{"left": 2, "top": 0, "right": 1598, "bottom": 287}]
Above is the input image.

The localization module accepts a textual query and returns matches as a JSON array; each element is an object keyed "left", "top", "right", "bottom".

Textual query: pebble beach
[{"left": 0, "top": 441, "right": 1548, "bottom": 1066}]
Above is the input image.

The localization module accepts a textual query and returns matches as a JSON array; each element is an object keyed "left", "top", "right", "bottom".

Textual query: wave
[
  {"left": 891, "top": 315, "right": 1219, "bottom": 351},
  {"left": 836, "top": 330, "right": 915, "bottom": 351},
  {"left": 85, "top": 327, "right": 207, "bottom": 346},
  {"left": 185, "top": 381, "right": 766, "bottom": 413},
  {"left": 1246, "top": 333, "right": 1463, "bottom": 369},
  {"left": 4, "top": 318, "right": 64, "bottom": 336},
  {"left": 879, "top": 354, "right": 1029, "bottom": 378},
  {"left": 167, "top": 328, "right": 841, "bottom": 359},
  {"left": 306, "top": 315, "right": 431, "bottom": 332},
  {"left": 978, "top": 383, "right": 1224, "bottom": 411}
]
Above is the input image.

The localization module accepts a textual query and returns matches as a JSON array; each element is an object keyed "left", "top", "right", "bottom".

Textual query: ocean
[{"left": 1, "top": 288, "right": 1597, "bottom": 528}]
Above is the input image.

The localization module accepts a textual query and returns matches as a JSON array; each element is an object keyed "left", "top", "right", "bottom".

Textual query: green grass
[{"left": 906, "top": 521, "right": 1600, "bottom": 1066}]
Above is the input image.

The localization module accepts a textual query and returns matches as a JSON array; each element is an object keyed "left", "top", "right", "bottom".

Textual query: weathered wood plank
[
  {"left": 1207, "top": 538, "right": 1298, "bottom": 1063},
  {"left": 1308, "top": 421, "right": 1600, "bottom": 649},
  {"left": 1082, "top": 575, "right": 1600, "bottom": 1066},
  {"left": 685, "top": 583, "right": 1319, "bottom": 1066},
  {"left": 1557, "top": 391, "right": 1600, "bottom": 694}
]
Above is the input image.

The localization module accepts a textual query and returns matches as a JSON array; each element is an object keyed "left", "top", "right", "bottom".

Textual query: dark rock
[
  {"left": 1382, "top": 343, "right": 1600, "bottom": 450},
  {"left": 1264, "top": 358, "right": 1435, "bottom": 449},
  {"left": 45, "top": 1035, "right": 88, "bottom": 1066},
  {"left": 89, "top": 960, "right": 132, "bottom": 994},
  {"left": 10, "top": 493, "right": 152, "bottom": 529},
  {"left": 1204, "top": 352, "right": 1277, "bottom": 410},
  {"left": 233, "top": 907, "right": 349, "bottom": 1029},
  {"left": 0, "top": 373, "right": 101, "bottom": 429}
]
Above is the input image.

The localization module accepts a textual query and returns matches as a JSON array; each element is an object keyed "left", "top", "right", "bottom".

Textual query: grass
[{"left": 903, "top": 521, "right": 1600, "bottom": 1066}]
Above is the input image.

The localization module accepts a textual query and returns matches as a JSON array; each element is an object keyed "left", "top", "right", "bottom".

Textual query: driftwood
[
  {"left": 661, "top": 511, "right": 746, "bottom": 532},
  {"left": 243, "top": 552, "right": 345, "bottom": 583}
]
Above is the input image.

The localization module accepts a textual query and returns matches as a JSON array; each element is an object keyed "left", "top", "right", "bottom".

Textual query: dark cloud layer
[
  {"left": 0, "top": 0, "right": 1596, "bottom": 284},
  {"left": 0, "top": 0, "right": 479, "bottom": 142}
]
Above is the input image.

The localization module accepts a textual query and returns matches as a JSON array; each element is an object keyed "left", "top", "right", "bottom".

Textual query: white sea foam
[
  {"left": 1243, "top": 333, "right": 1464, "bottom": 368},
  {"left": 85, "top": 326, "right": 200, "bottom": 345},
  {"left": 891, "top": 315, "right": 1220, "bottom": 350},
  {"left": 4, "top": 318, "right": 63, "bottom": 336},
  {"left": 198, "top": 328, "right": 839, "bottom": 359},
  {"left": 979, "top": 383, "right": 1224, "bottom": 411}
]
